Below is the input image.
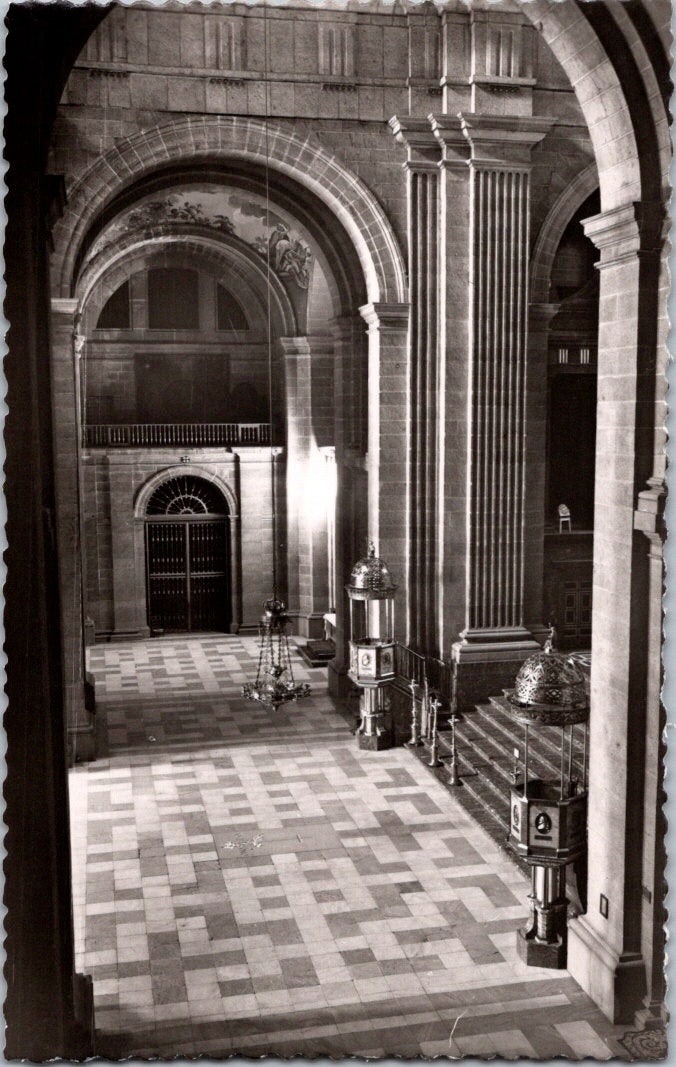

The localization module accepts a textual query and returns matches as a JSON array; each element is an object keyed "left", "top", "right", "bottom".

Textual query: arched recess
[
  {"left": 530, "top": 162, "right": 599, "bottom": 305},
  {"left": 51, "top": 116, "right": 408, "bottom": 306},
  {"left": 522, "top": 0, "right": 668, "bottom": 1027},
  {"left": 134, "top": 465, "right": 241, "bottom": 635},
  {"left": 134, "top": 463, "right": 238, "bottom": 518},
  {"left": 521, "top": 3, "right": 648, "bottom": 208},
  {"left": 80, "top": 235, "right": 295, "bottom": 339}
]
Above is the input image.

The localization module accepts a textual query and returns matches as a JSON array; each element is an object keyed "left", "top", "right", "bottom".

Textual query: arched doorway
[{"left": 144, "top": 474, "right": 231, "bottom": 634}]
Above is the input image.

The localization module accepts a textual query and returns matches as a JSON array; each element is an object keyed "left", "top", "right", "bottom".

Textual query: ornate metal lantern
[
  {"left": 347, "top": 540, "right": 396, "bottom": 750},
  {"left": 504, "top": 628, "right": 589, "bottom": 968},
  {"left": 242, "top": 598, "right": 311, "bottom": 711}
]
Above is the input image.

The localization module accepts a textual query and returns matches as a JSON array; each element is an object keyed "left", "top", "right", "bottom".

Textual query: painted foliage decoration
[{"left": 87, "top": 184, "right": 314, "bottom": 290}]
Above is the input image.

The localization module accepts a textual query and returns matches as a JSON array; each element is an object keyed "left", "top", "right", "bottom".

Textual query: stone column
[
  {"left": 566, "top": 200, "right": 665, "bottom": 1023},
  {"left": 523, "top": 301, "right": 560, "bottom": 637},
  {"left": 50, "top": 297, "right": 96, "bottom": 762},
  {"left": 360, "top": 302, "right": 410, "bottom": 646},
  {"left": 450, "top": 114, "right": 553, "bottom": 705},
  {"left": 281, "top": 336, "right": 331, "bottom": 638},
  {"left": 389, "top": 119, "right": 441, "bottom": 655},
  {"left": 329, "top": 314, "right": 366, "bottom": 698},
  {"left": 633, "top": 478, "right": 666, "bottom": 1028},
  {"left": 106, "top": 452, "right": 150, "bottom": 640},
  {"left": 432, "top": 117, "right": 472, "bottom": 658}
]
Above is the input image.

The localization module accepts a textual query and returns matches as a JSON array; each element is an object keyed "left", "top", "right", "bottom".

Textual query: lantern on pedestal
[
  {"left": 347, "top": 540, "right": 396, "bottom": 750},
  {"left": 505, "top": 629, "right": 589, "bottom": 968}
]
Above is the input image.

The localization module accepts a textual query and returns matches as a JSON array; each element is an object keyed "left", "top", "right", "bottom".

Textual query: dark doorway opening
[
  {"left": 547, "top": 373, "right": 597, "bottom": 531},
  {"left": 144, "top": 475, "right": 231, "bottom": 633}
]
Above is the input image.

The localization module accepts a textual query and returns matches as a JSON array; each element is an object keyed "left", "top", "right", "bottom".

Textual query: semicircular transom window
[{"left": 146, "top": 475, "right": 228, "bottom": 517}]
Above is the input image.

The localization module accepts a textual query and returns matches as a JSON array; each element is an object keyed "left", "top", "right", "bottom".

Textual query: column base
[
  {"left": 67, "top": 722, "right": 97, "bottom": 764},
  {"left": 107, "top": 627, "right": 151, "bottom": 642},
  {"left": 517, "top": 928, "right": 566, "bottom": 969},
  {"left": 65, "top": 681, "right": 97, "bottom": 764},
  {"left": 295, "top": 612, "right": 327, "bottom": 640},
  {"left": 567, "top": 915, "right": 647, "bottom": 1024},
  {"left": 70, "top": 972, "right": 95, "bottom": 1059},
  {"left": 328, "top": 661, "right": 351, "bottom": 699},
  {"left": 357, "top": 728, "right": 393, "bottom": 752},
  {"left": 452, "top": 628, "right": 540, "bottom": 707}
]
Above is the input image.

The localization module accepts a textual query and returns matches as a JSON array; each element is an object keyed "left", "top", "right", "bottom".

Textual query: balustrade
[{"left": 84, "top": 423, "right": 271, "bottom": 448}]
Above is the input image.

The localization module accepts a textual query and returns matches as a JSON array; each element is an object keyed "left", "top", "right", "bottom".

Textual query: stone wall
[
  {"left": 82, "top": 448, "right": 276, "bottom": 638},
  {"left": 50, "top": 2, "right": 594, "bottom": 270}
]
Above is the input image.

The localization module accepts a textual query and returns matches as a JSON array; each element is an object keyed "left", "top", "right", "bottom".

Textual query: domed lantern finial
[{"left": 543, "top": 626, "right": 557, "bottom": 654}]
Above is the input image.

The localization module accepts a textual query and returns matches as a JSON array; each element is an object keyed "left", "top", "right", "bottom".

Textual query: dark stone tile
[
  {"left": 398, "top": 879, "right": 424, "bottom": 893},
  {"left": 219, "top": 977, "right": 254, "bottom": 997},
  {"left": 379, "top": 958, "right": 414, "bottom": 976},
  {"left": 341, "top": 947, "right": 376, "bottom": 964},
  {"left": 152, "top": 979, "right": 188, "bottom": 1005},
  {"left": 251, "top": 973, "right": 288, "bottom": 992}
]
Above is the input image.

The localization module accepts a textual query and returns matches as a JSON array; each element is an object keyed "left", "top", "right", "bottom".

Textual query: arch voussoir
[{"left": 52, "top": 116, "right": 407, "bottom": 307}]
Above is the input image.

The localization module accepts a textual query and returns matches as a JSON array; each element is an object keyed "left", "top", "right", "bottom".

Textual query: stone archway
[
  {"left": 530, "top": 162, "right": 599, "bottom": 306},
  {"left": 51, "top": 115, "right": 408, "bottom": 306},
  {"left": 520, "top": 0, "right": 668, "bottom": 1027},
  {"left": 79, "top": 234, "right": 296, "bottom": 339},
  {"left": 50, "top": 119, "right": 410, "bottom": 721}
]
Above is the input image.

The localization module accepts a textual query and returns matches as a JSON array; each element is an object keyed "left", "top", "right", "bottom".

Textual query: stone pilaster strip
[{"left": 460, "top": 114, "right": 552, "bottom": 636}]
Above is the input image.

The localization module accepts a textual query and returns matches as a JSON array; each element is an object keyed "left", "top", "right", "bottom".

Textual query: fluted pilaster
[
  {"left": 390, "top": 117, "right": 440, "bottom": 653},
  {"left": 469, "top": 165, "right": 529, "bottom": 630},
  {"left": 460, "top": 114, "right": 552, "bottom": 647}
]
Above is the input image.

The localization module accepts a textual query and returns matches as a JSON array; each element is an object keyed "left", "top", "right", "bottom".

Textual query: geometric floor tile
[{"left": 70, "top": 635, "right": 633, "bottom": 1059}]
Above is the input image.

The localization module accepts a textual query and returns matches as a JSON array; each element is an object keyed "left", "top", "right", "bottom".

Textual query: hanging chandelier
[
  {"left": 242, "top": 598, "right": 311, "bottom": 710},
  {"left": 241, "top": 4, "right": 310, "bottom": 713}
]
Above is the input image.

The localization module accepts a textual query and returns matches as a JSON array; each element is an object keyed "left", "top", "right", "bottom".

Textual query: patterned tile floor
[{"left": 70, "top": 634, "right": 630, "bottom": 1059}]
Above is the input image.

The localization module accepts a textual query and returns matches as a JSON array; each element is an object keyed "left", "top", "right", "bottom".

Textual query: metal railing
[
  {"left": 395, "top": 643, "right": 453, "bottom": 700},
  {"left": 84, "top": 423, "right": 271, "bottom": 448}
]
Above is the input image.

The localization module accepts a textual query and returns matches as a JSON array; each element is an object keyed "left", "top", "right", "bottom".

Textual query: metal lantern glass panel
[
  {"left": 347, "top": 541, "right": 396, "bottom": 750},
  {"left": 504, "top": 630, "right": 589, "bottom": 969},
  {"left": 242, "top": 598, "right": 311, "bottom": 711}
]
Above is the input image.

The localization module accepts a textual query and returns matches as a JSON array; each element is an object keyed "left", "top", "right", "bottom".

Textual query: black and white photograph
[{"left": 2, "top": 0, "right": 670, "bottom": 1059}]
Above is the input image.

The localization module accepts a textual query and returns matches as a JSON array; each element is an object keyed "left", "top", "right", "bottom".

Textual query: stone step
[
  {"left": 463, "top": 703, "right": 585, "bottom": 787},
  {"left": 486, "top": 695, "right": 587, "bottom": 772},
  {"left": 409, "top": 696, "right": 589, "bottom": 876}
]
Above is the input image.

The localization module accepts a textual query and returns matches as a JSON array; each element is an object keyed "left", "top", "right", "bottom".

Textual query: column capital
[
  {"left": 429, "top": 114, "right": 469, "bottom": 169},
  {"left": 50, "top": 297, "right": 79, "bottom": 326},
  {"left": 359, "top": 302, "right": 409, "bottom": 332},
  {"left": 279, "top": 336, "right": 312, "bottom": 358},
  {"left": 582, "top": 201, "right": 665, "bottom": 269},
  {"left": 459, "top": 112, "right": 554, "bottom": 168},
  {"left": 389, "top": 116, "right": 440, "bottom": 169}
]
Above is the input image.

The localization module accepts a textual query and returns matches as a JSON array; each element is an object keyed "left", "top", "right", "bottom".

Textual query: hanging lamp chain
[{"left": 241, "top": 1, "right": 310, "bottom": 712}]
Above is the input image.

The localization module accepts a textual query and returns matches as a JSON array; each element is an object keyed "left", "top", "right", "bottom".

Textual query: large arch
[
  {"left": 520, "top": 2, "right": 664, "bottom": 209},
  {"left": 79, "top": 233, "right": 296, "bottom": 339},
  {"left": 522, "top": 0, "right": 668, "bottom": 1028},
  {"left": 530, "top": 162, "right": 600, "bottom": 305},
  {"left": 51, "top": 116, "right": 408, "bottom": 306},
  {"left": 4, "top": 2, "right": 670, "bottom": 1054}
]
